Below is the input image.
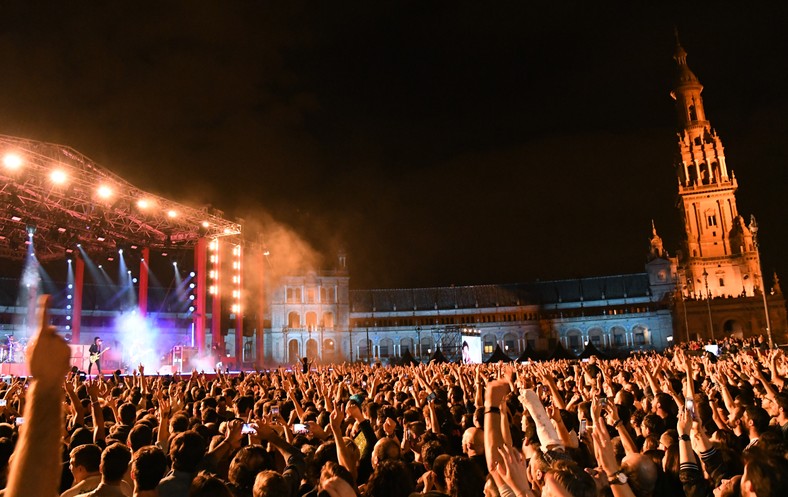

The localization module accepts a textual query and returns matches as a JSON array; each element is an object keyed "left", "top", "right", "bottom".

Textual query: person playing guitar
[{"left": 87, "top": 337, "right": 108, "bottom": 377}]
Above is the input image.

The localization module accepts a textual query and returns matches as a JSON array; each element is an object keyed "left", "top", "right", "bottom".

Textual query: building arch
[
  {"left": 379, "top": 338, "right": 394, "bottom": 359},
  {"left": 400, "top": 337, "right": 414, "bottom": 356},
  {"left": 587, "top": 327, "right": 604, "bottom": 348},
  {"left": 566, "top": 328, "right": 582, "bottom": 350},
  {"left": 288, "top": 339, "right": 299, "bottom": 364},
  {"left": 305, "top": 312, "right": 318, "bottom": 330},
  {"left": 502, "top": 332, "right": 519, "bottom": 355},
  {"left": 322, "top": 312, "right": 334, "bottom": 329},
  {"left": 632, "top": 325, "right": 648, "bottom": 346},
  {"left": 306, "top": 338, "right": 318, "bottom": 360},
  {"left": 288, "top": 312, "right": 301, "bottom": 329},
  {"left": 482, "top": 333, "right": 497, "bottom": 356},
  {"left": 610, "top": 326, "right": 627, "bottom": 347}
]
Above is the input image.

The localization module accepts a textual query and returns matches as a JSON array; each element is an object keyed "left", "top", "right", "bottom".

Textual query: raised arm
[{"left": 5, "top": 295, "right": 71, "bottom": 497}]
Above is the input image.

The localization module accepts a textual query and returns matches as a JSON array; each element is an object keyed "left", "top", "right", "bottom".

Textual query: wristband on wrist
[
  {"left": 679, "top": 434, "right": 691, "bottom": 441},
  {"left": 484, "top": 406, "right": 501, "bottom": 415}
]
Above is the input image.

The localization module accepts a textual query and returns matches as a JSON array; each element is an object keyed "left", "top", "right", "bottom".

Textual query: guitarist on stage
[{"left": 88, "top": 336, "right": 104, "bottom": 377}]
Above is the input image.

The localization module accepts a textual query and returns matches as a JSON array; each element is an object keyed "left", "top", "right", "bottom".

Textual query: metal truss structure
[
  {"left": 0, "top": 134, "right": 242, "bottom": 261},
  {"left": 431, "top": 325, "right": 465, "bottom": 361}
]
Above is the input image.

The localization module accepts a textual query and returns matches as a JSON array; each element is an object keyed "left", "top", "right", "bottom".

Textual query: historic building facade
[{"left": 263, "top": 40, "right": 786, "bottom": 365}]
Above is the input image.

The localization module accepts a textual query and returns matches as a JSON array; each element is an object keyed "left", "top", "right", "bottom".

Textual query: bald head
[
  {"left": 462, "top": 427, "right": 485, "bottom": 457},
  {"left": 372, "top": 437, "right": 401, "bottom": 468},
  {"left": 622, "top": 454, "right": 658, "bottom": 497}
]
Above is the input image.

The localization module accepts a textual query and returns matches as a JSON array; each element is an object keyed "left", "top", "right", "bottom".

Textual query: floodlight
[
  {"left": 97, "top": 185, "right": 113, "bottom": 199},
  {"left": 50, "top": 169, "right": 68, "bottom": 184},
  {"left": 2, "top": 154, "right": 22, "bottom": 170}
]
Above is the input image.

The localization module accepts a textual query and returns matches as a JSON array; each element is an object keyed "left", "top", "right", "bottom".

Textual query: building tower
[{"left": 671, "top": 36, "right": 761, "bottom": 300}]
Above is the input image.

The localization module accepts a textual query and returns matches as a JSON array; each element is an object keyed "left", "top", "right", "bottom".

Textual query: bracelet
[
  {"left": 484, "top": 406, "right": 501, "bottom": 415},
  {"left": 679, "top": 434, "right": 691, "bottom": 441}
]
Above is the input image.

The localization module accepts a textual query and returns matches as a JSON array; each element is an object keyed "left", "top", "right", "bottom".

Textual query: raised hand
[{"left": 28, "top": 296, "right": 70, "bottom": 387}]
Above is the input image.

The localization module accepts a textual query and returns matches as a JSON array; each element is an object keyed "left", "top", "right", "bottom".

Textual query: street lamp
[
  {"left": 751, "top": 219, "right": 774, "bottom": 348},
  {"left": 416, "top": 325, "right": 421, "bottom": 361},
  {"left": 702, "top": 269, "right": 714, "bottom": 341}
]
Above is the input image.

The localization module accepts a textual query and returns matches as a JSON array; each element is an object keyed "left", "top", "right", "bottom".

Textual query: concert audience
[{"left": 1, "top": 296, "right": 788, "bottom": 496}]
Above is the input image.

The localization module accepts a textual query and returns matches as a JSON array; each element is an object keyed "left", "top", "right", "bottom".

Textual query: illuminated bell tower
[{"left": 672, "top": 36, "right": 761, "bottom": 298}]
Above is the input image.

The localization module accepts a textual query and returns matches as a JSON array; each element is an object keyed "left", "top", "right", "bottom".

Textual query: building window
[
  {"left": 614, "top": 334, "right": 625, "bottom": 346},
  {"left": 635, "top": 333, "right": 645, "bottom": 345},
  {"left": 569, "top": 335, "right": 580, "bottom": 348},
  {"left": 707, "top": 215, "right": 717, "bottom": 227},
  {"left": 286, "top": 288, "right": 302, "bottom": 303},
  {"left": 719, "top": 278, "right": 725, "bottom": 287},
  {"left": 484, "top": 342, "right": 494, "bottom": 354},
  {"left": 320, "top": 287, "right": 336, "bottom": 303}
]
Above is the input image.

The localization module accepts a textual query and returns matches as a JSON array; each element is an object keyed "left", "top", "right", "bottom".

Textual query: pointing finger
[{"left": 37, "top": 294, "right": 52, "bottom": 336}]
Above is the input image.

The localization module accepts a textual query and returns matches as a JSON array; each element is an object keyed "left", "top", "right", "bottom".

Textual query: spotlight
[
  {"left": 98, "top": 264, "right": 103, "bottom": 269},
  {"left": 97, "top": 236, "right": 106, "bottom": 242},
  {"left": 137, "top": 199, "right": 151, "bottom": 209},
  {"left": 26, "top": 225, "right": 35, "bottom": 237},
  {"left": 97, "top": 185, "right": 113, "bottom": 199},
  {"left": 118, "top": 248, "right": 124, "bottom": 254},
  {"left": 76, "top": 243, "right": 82, "bottom": 248},
  {"left": 50, "top": 169, "right": 68, "bottom": 184},
  {"left": 189, "top": 295, "right": 195, "bottom": 300},
  {"left": 68, "top": 284, "right": 73, "bottom": 289},
  {"left": 10, "top": 216, "right": 22, "bottom": 222},
  {"left": 190, "top": 271, "right": 195, "bottom": 277},
  {"left": 201, "top": 221, "right": 210, "bottom": 228},
  {"left": 189, "top": 283, "right": 195, "bottom": 289},
  {"left": 2, "top": 153, "right": 22, "bottom": 170},
  {"left": 188, "top": 306, "right": 195, "bottom": 313},
  {"left": 127, "top": 270, "right": 132, "bottom": 274},
  {"left": 67, "top": 259, "right": 72, "bottom": 264},
  {"left": 132, "top": 277, "right": 138, "bottom": 283},
  {"left": 67, "top": 295, "right": 72, "bottom": 300},
  {"left": 167, "top": 210, "right": 177, "bottom": 218},
  {"left": 172, "top": 261, "right": 178, "bottom": 267}
]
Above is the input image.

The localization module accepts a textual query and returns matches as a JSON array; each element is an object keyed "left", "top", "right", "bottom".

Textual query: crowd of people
[{"left": 1, "top": 296, "right": 788, "bottom": 497}]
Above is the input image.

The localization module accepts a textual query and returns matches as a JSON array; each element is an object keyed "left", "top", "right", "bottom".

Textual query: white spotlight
[
  {"left": 167, "top": 210, "right": 177, "bottom": 218},
  {"left": 50, "top": 169, "right": 68, "bottom": 184},
  {"left": 2, "top": 153, "right": 22, "bottom": 170},
  {"left": 97, "top": 185, "right": 113, "bottom": 199}
]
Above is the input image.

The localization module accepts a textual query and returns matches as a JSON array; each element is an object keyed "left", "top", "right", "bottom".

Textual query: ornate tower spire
[{"left": 672, "top": 36, "right": 760, "bottom": 299}]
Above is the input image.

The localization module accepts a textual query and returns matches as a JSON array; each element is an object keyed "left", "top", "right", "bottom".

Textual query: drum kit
[{"left": 1, "top": 336, "right": 27, "bottom": 363}]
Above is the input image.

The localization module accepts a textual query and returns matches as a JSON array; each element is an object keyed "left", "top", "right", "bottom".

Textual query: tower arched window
[{"left": 689, "top": 105, "right": 698, "bottom": 121}]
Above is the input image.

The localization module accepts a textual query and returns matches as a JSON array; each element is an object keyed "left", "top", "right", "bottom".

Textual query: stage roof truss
[{"left": 0, "top": 134, "right": 241, "bottom": 261}]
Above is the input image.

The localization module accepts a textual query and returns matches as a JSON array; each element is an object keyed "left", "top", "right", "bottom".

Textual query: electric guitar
[{"left": 89, "top": 346, "right": 110, "bottom": 364}]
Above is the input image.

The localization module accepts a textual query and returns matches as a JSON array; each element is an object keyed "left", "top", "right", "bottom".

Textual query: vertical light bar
[
  {"left": 209, "top": 238, "right": 223, "bottom": 355},
  {"left": 233, "top": 243, "right": 243, "bottom": 365},
  {"left": 194, "top": 238, "right": 207, "bottom": 354}
]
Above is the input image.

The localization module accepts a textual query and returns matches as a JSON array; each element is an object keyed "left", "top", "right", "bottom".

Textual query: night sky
[{"left": 1, "top": 2, "right": 786, "bottom": 290}]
